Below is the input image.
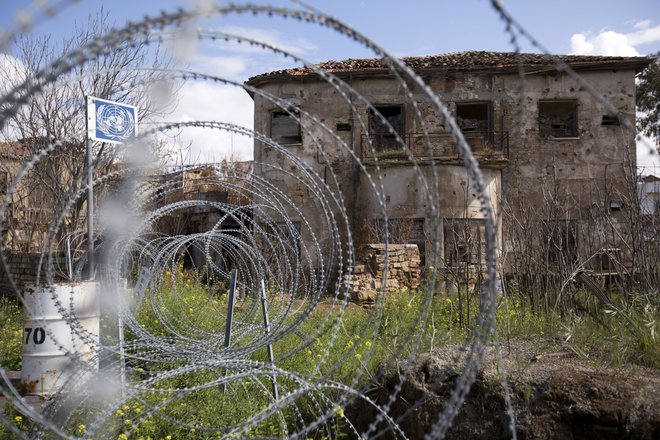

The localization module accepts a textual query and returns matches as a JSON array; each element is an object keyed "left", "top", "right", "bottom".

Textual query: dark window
[
  {"left": 336, "top": 122, "right": 352, "bottom": 132},
  {"left": 601, "top": 114, "right": 620, "bottom": 126},
  {"left": 456, "top": 102, "right": 491, "bottom": 133},
  {"left": 539, "top": 100, "right": 578, "bottom": 138},
  {"left": 368, "top": 105, "right": 404, "bottom": 151},
  {"left": 443, "top": 219, "right": 485, "bottom": 267},
  {"left": 542, "top": 220, "right": 578, "bottom": 264},
  {"left": 271, "top": 111, "right": 301, "bottom": 144}
]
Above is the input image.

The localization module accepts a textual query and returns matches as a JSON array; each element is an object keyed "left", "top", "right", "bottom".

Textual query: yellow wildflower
[{"left": 14, "top": 416, "right": 22, "bottom": 424}]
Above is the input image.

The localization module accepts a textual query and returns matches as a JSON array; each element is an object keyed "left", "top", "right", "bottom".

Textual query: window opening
[
  {"left": 456, "top": 101, "right": 493, "bottom": 150},
  {"left": 271, "top": 111, "right": 301, "bottom": 144},
  {"left": 368, "top": 105, "right": 404, "bottom": 151},
  {"left": 456, "top": 102, "right": 491, "bottom": 133},
  {"left": 539, "top": 100, "right": 578, "bottom": 138},
  {"left": 601, "top": 114, "right": 620, "bottom": 126}
]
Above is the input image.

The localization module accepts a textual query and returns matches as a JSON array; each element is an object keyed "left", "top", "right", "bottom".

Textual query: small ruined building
[
  {"left": 147, "top": 162, "right": 254, "bottom": 270},
  {"left": 245, "top": 51, "right": 652, "bottom": 296}
]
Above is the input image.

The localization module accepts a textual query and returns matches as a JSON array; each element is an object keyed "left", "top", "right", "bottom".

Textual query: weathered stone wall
[
  {"left": 344, "top": 244, "right": 421, "bottom": 304},
  {"left": 249, "top": 61, "right": 640, "bottom": 276},
  {"left": 0, "top": 252, "right": 68, "bottom": 294}
]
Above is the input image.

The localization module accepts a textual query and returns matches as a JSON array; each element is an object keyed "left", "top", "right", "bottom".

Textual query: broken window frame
[
  {"left": 443, "top": 218, "right": 486, "bottom": 268},
  {"left": 455, "top": 101, "right": 495, "bottom": 151},
  {"left": 271, "top": 109, "right": 302, "bottom": 145},
  {"left": 368, "top": 105, "right": 405, "bottom": 152},
  {"left": 538, "top": 99, "right": 579, "bottom": 139},
  {"left": 456, "top": 101, "right": 493, "bottom": 133}
]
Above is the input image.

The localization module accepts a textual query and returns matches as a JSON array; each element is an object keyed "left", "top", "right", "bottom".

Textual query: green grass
[
  {"left": 496, "top": 289, "right": 659, "bottom": 369},
  {"left": 1, "top": 272, "right": 657, "bottom": 438},
  {"left": 0, "top": 296, "right": 22, "bottom": 371}
]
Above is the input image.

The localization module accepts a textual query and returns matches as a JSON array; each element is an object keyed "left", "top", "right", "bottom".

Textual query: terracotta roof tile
[{"left": 246, "top": 50, "right": 651, "bottom": 84}]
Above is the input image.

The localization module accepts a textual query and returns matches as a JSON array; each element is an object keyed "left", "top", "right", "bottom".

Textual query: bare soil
[{"left": 350, "top": 338, "right": 660, "bottom": 439}]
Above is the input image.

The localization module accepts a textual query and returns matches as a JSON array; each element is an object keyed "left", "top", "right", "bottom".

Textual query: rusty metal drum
[{"left": 21, "top": 282, "right": 99, "bottom": 395}]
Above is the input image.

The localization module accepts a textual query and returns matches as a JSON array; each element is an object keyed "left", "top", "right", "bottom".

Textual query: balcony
[{"left": 360, "top": 131, "right": 509, "bottom": 164}]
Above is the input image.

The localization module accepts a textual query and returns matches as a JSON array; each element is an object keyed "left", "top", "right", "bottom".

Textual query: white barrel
[{"left": 21, "top": 281, "right": 99, "bottom": 395}]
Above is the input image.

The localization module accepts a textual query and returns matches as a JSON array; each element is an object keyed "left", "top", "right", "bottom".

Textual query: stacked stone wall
[
  {"left": 0, "top": 253, "right": 68, "bottom": 295},
  {"left": 344, "top": 244, "right": 421, "bottom": 304}
]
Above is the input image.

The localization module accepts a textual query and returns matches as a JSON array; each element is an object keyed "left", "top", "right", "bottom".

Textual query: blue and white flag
[{"left": 87, "top": 96, "right": 138, "bottom": 144}]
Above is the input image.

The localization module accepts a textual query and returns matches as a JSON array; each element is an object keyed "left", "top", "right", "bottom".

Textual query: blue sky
[{"left": 1, "top": 0, "right": 659, "bottom": 168}]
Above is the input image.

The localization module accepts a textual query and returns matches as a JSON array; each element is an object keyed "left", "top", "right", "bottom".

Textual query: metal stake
[
  {"left": 260, "top": 279, "right": 279, "bottom": 400},
  {"left": 85, "top": 96, "right": 95, "bottom": 280},
  {"left": 222, "top": 269, "right": 237, "bottom": 391}
]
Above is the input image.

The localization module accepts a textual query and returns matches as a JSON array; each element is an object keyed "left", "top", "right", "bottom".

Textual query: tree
[
  {"left": 636, "top": 52, "right": 660, "bottom": 151},
  {"left": 0, "top": 9, "right": 177, "bottom": 252}
]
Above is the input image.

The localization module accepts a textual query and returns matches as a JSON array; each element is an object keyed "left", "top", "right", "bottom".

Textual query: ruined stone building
[
  {"left": 148, "top": 162, "right": 254, "bottom": 269},
  {"left": 245, "top": 51, "right": 651, "bottom": 291}
]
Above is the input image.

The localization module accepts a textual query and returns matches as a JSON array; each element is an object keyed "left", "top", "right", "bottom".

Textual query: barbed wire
[{"left": 0, "top": 1, "right": 653, "bottom": 439}]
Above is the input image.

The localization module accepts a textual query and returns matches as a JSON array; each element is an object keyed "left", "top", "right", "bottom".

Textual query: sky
[{"left": 0, "top": 0, "right": 659, "bottom": 171}]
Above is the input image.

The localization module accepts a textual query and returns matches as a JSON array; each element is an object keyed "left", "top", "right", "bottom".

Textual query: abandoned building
[
  {"left": 148, "top": 162, "right": 254, "bottom": 269},
  {"left": 245, "top": 51, "right": 653, "bottom": 293}
]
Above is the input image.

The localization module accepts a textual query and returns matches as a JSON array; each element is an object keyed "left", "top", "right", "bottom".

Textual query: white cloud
[
  {"left": 570, "top": 30, "right": 640, "bottom": 56},
  {"left": 626, "top": 24, "right": 660, "bottom": 46},
  {"left": 188, "top": 54, "right": 248, "bottom": 81},
  {"left": 568, "top": 21, "right": 660, "bottom": 175},
  {"left": 161, "top": 80, "right": 254, "bottom": 164},
  {"left": 569, "top": 19, "right": 660, "bottom": 56},
  {"left": 151, "top": 23, "right": 319, "bottom": 165},
  {"left": 211, "top": 25, "right": 317, "bottom": 57},
  {"left": 633, "top": 19, "right": 651, "bottom": 30}
]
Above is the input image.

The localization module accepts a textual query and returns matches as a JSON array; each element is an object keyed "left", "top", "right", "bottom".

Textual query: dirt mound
[{"left": 350, "top": 339, "right": 660, "bottom": 439}]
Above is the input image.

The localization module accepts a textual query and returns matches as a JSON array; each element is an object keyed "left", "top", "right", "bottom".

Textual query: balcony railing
[{"left": 361, "top": 131, "right": 509, "bottom": 161}]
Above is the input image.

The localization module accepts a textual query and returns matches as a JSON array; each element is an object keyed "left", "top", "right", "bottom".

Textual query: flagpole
[{"left": 86, "top": 96, "right": 94, "bottom": 280}]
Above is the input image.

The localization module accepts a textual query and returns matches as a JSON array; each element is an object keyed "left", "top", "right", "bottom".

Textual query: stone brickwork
[
  {"left": 0, "top": 253, "right": 68, "bottom": 294},
  {"left": 344, "top": 244, "right": 421, "bottom": 304}
]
